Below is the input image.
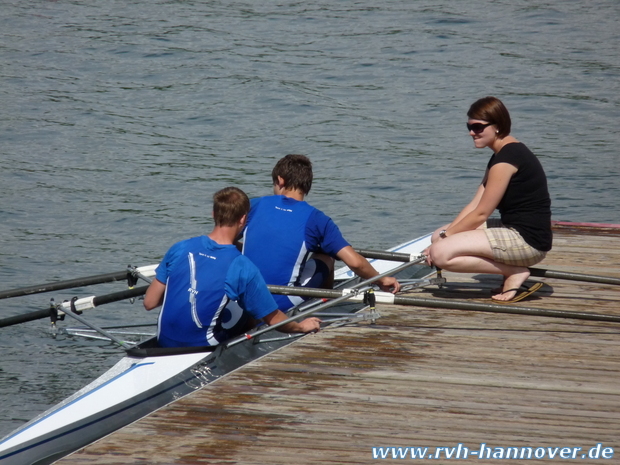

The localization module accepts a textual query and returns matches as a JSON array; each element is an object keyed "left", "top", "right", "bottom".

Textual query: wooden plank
[{"left": 58, "top": 227, "right": 620, "bottom": 464}]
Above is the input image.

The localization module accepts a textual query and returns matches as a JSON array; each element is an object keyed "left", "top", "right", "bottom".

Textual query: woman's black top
[{"left": 485, "top": 142, "right": 552, "bottom": 252}]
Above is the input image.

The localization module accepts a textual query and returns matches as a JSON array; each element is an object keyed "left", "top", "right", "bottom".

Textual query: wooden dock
[{"left": 58, "top": 224, "right": 620, "bottom": 464}]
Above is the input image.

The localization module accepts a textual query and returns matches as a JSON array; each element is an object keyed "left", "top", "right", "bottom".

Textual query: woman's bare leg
[{"left": 428, "top": 229, "right": 530, "bottom": 301}]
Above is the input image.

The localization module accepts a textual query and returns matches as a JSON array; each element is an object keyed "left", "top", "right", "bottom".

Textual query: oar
[
  {"left": 225, "top": 257, "right": 426, "bottom": 348},
  {"left": 527, "top": 267, "right": 620, "bottom": 285},
  {"left": 266, "top": 286, "right": 620, "bottom": 324},
  {"left": 355, "top": 248, "right": 620, "bottom": 286},
  {"left": 0, "top": 265, "right": 157, "bottom": 300},
  {"left": 355, "top": 248, "right": 422, "bottom": 262},
  {"left": 0, "top": 253, "right": 419, "bottom": 330},
  {"left": 0, "top": 286, "right": 149, "bottom": 328}
]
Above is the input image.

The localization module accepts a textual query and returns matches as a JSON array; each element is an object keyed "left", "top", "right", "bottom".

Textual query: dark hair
[
  {"left": 212, "top": 186, "right": 250, "bottom": 227},
  {"left": 271, "top": 154, "right": 313, "bottom": 195},
  {"left": 467, "top": 96, "right": 511, "bottom": 138}
]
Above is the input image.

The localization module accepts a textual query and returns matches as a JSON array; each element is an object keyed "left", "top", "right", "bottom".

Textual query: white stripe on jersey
[
  {"left": 205, "top": 294, "right": 229, "bottom": 346},
  {"left": 188, "top": 252, "right": 201, "bottom": 328}
]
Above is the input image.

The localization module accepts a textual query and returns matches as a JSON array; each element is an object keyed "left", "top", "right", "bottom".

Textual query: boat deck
[{"left": 58, "top": 225, "right": 620, "bottom": 464}]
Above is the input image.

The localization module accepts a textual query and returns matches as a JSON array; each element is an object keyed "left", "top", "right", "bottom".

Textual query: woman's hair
[
  {"left": 272, "top": 154, "right": 313, "bottom": 195},
  {"left": 212, "top": 186, "right": 250, "bottom": 226},
  {"left": 467, "top": 96, "right": 511, "bottom": 138}
]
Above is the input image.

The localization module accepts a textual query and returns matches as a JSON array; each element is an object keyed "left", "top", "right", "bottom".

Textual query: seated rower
[
  {"left": 143, "top": 186, "right": 321, "bottom": 348},
  {"left": 241, "top": 154, "right": 400, "bottom": 312}
]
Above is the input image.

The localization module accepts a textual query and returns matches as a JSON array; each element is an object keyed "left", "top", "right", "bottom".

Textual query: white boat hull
[
  {"left": 0, "top": 233, "right": 432, "bottom": 465},
  {"left": 0, "top": 339, "right": 300, "bottom": 465}
]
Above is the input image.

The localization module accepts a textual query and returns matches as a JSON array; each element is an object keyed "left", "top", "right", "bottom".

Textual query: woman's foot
[
  {"left": 490, "top": 278, "right": 507, "bottom": 295},
  {"left": 491, "top": 270, "right": 530, "bottom": 302}
]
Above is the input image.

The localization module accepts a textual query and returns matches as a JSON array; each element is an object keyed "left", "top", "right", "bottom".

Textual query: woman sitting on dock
[{"left": 425, "top": 96, "right": 552, "bottom": 303}]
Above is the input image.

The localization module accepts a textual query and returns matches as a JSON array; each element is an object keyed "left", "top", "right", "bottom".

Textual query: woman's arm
[
  {"left": 449, "top": 182, "right": 486, "bottom": 227},
  {"left": 336, "top": 245, "right": 400, "bottom": 293},
  {"left": 430, "top": 180, "right": 486, "bottom": 243},
  {"left": 443, "top": 163, "right": 516, "bottom": 236},
  {"left": 440, "top": 168, "right": 490, "bottom": 233},
  {"left": 262, "top": 309, "right": 322, "bottom": 333}
]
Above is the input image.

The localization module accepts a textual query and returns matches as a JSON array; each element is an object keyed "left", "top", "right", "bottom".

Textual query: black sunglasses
[{"left": 466, "top": 122, "right": 492, "bottom": 134}]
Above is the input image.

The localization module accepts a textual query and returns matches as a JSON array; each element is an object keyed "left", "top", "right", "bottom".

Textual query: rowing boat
[{"left": 0, "top": 234, "right": 432, "bottom": 465}]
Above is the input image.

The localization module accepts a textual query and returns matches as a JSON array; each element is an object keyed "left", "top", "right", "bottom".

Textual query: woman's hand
[{"left": 423, "top": 245, "right": 433, "bottom": 266}]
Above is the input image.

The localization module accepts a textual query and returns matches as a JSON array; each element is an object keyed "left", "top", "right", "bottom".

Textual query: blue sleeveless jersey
[
  {"left": 242, "top": 195, "right": 349, "bottom": 310},
  {"left": 155, "top": 236, "right": 277, "bottom": 347}
]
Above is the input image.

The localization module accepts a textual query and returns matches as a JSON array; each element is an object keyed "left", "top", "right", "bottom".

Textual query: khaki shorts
[{"left": 483, "top": 219, "right": 547, "bottom": 267}]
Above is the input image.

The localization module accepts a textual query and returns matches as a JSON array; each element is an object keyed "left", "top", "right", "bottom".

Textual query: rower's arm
[
  {"left": 262, "top": 309, "right": 321, "bottom": 334},
  {"left": 336, "top": 246, "right": 400, "bottom": 293},
  {"left": 143, "top": 279, "right": 166, "bottom": 310}
]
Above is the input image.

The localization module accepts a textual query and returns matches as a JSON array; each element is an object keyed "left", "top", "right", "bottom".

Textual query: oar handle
[
  {"left": 91, "top": 286, "right": 149, "bottom": 307},
  {"left": 266, "top": 285, "right": 341, "bottom": 299},
  {"left": 355, "top": 248, "right": 417, "bottom": 262}
]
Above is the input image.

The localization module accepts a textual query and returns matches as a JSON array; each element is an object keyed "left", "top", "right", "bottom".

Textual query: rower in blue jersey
[
  {"left": 143, "top": 186, "right": 321, "bottom": 348},
  {"left": 241, "top": 154, "right": 401, "bottom": 311}
]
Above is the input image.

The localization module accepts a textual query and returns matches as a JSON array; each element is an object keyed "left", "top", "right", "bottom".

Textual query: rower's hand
[
  {"left": 299, "top": 317, "right": 322, "bottom": 333},
  {"left": 378, "top": 276, "right": 400, "bottom": 294}
]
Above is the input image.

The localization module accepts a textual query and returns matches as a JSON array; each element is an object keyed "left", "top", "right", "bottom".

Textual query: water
[{"left": 1, "top": 0, "right": 619, "bottom": 438}]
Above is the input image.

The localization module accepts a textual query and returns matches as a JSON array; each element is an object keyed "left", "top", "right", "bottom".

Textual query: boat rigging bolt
[
  {"left": 435, "top": 267, "right": 444, "bottom": 289},
  {"left": 364, "top": 289, "right": 378, "bottom": 324},
  {"left": 127, "top": 265, "right": 151, "bottom": 303},
  {"left": 126, "top": 265, "right": 139, "bottom": 286},
  {"left": 49, "top": 298, "right": 62, "bottom": 336}
]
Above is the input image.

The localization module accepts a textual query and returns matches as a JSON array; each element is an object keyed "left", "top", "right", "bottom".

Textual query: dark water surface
[{"left": 1, "top": 0, "right": 619, "bottom": 437}]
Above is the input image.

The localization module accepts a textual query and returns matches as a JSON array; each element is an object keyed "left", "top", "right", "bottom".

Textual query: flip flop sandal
[
  {"left": 491, "top": 282, "right": 543, "bottom": 303},
  {"left": 492, "top": 281, "right": 532, "bottom": 296}
]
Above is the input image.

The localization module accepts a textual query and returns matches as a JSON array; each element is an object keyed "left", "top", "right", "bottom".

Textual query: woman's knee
[{"left": 429, "top": 242, "right": 450, "bottom": 268}]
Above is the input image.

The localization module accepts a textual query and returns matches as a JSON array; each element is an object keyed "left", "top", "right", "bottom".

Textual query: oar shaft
[
  {"left": 528, "top": 267, "right": 620, "bottom": 286},
  {"left": 356, "top": 247, "right": 620, "bottom": 286},
  {"left": 267, "top": 285, "right": 340, "bottom": 299},
  {"left": 0, "top": 265, "right": 158, "bottom": 300},
  {"left": 0, "top": 271, "right": 131, "bottom": 300},
  {"left": 225, "top": 289, "right": 363, "bottom": 348},
  {"left": 391, "top": 295, "right": 620, "bottom": 323},
  {"left": 226, "top": 258, "right": 425, "bottom": 347},
  {"left": 0, "top": 286, "right": 149, "bottom": 329},
  {"left": 0, "top": 309, "right": 53, "bottom": 328},
  {"left": 267, "top": 286, "right": 620, "bottom": 324}
]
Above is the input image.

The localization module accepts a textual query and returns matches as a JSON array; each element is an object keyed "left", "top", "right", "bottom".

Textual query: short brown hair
[
  {"left": 212, "top": 187, "right": 250, "bottom": 227},
  {"left": 467, "top": 96, "right": 512, "bottom": 138},
  {"left": 271, "top": 154, "right": 313, "bottom": 195}
]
